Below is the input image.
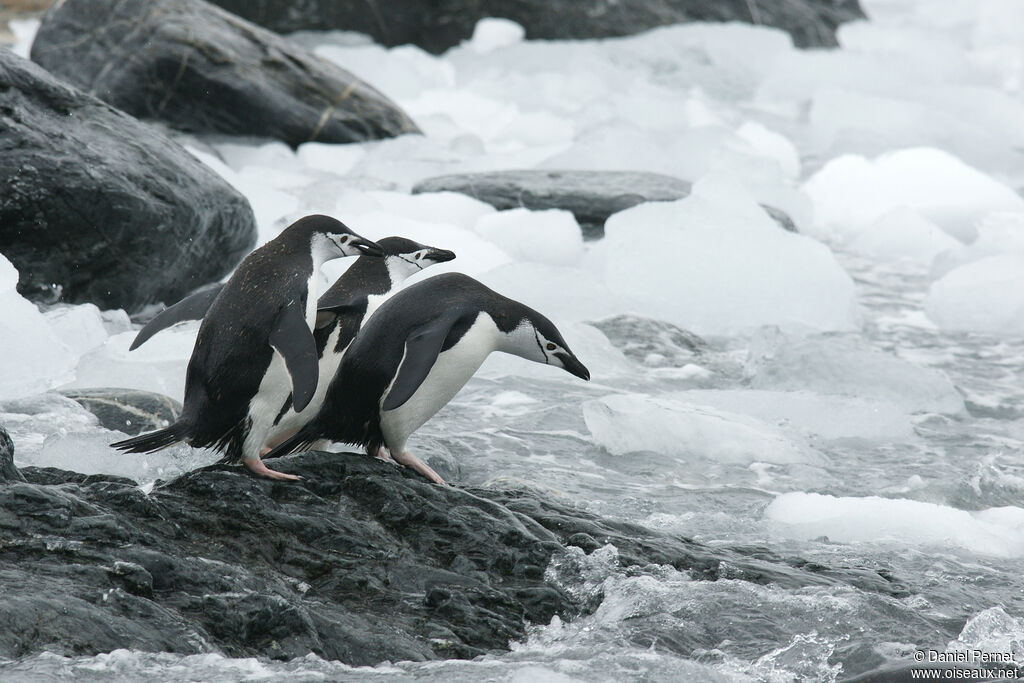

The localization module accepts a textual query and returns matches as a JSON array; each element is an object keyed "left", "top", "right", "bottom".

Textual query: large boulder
[
  {"left": 0, "top": 450, "right": 906, "bottom": 663},
  {"left": 30, "top": 0, "right": 420, "bottom": 147},
  {"left": 0, "top": 50, "right": 256, "bottom": 312},
  {"left": 210, "top": 0, "right": 864, "bottom": 51},
  {"left": 413, "top": 170, "right": 797, "bottom": 237}
]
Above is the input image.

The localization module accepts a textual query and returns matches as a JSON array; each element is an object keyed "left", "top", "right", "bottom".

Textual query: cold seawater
[{"left": 5, "top": 0, "right": 1024, "bottom": 680}]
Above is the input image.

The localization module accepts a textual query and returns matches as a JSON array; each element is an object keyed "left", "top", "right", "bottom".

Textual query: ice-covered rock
[
  {"left": 584, "top": 393, "right": 820, "bottom": 465},
  {"left": 925, "top": 254, "right": 1024, "bottom": 336},
  {"left": 765, "top": 492, "right": 1024, "bottom": 558},
  {"left": 802, "top": 148, "right": 1024, "bottom": 243},
  {"left": 30, "top": 0, "right": 419, "bottom": 147},
  {"left": 603, "top": 178, "right": 857, "bottom": 335}
]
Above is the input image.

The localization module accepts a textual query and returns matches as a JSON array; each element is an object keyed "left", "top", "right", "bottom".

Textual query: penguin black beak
[
  {"left": 426, "top": 248, "right": 456, "bottom": 263},
  {"left": 555, "top": 352, "right": 590, "bottom": 381},
  {"left": 353, "top": 237, "right": 385, "bottom": 257}
]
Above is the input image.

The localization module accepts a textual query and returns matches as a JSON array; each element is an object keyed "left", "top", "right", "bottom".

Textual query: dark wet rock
[
  {"left": 0, "top": 451, "right": 907, "bottom": 663},
  {"left": 30, "top": 0, "right": 420, "bottom": 147},
  {"left": 0, "top": 50, "right": 256, "bottom": 312},
  {"left": 59, "top": 389, "right": 183, "bottom": 436},
  {"left": 210, "top": 0, "right": 864, "bottom": 51},
  {"left": 0, "top": 427, "right": 23, "bottom": 482},
  {"left": 412, "top": 170, "right": 797, "bottom": 237}
]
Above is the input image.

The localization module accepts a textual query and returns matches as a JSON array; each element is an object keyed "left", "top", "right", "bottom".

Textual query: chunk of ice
[
  {"left": 925, "top": 254, "right": 1024, "bottom": 335},
  {"left": 584, "top": 393, "right": 820, "bottom": 465},
  {"left": 671, "top": 389, "right": 914, "bottom": 442},
  {"left": 766, "top": 492, "right": 1024, "bottom": 558},
  {"left": 802, "top": 148, "right": 1024, "bottom": 242},
  {"left": 468, "top": 18, "right": 526, "bottom": 55},
  {"left": 603, "top": 178, "right": 857, "bottom": 335},
  {"left": 848, "top": 207, "right": 962, "bottom": 262},
  {"left": 474, "top": 208, "right": 584, "bottom": 266},
  {"left": 746, "top": 331, "right": 964, "bottom": 415},
  {"left": 0, "top": 255, "right": 76, "bottom": 400}
]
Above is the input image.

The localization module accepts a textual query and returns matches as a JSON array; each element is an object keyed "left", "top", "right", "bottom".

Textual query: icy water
[
  {"left": 5, "top": 0, "right": 1024, "bottom": 680},
  {"left": 5, "top": 255, "right": 1024, "bottom": 680}
]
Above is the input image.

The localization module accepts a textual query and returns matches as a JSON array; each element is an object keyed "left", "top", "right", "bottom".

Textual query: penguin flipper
[
  {"left": 382, "top": 312, "right": 464, "bottom": 412},
  {"left": 269, "top": 301, "right": 319, "bottom": 413},
  {"left": 130, "top": 285, "right": 224, "bottom": 351}
]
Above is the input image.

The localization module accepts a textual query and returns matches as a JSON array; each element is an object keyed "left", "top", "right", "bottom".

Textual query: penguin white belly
[
  {"left": 242, "top": 353, "right": 294, "bottom": 458},
  {"left": 244, "top": 273, "right": 322, "bottom": 457},
  {"left": 380, "top": 313, "right": 498, "bottom": 452},
  {"left": 268, "top": 289, "right": 395, "bottom": 445}
]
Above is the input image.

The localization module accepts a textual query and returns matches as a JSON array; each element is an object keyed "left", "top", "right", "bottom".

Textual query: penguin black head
[
  {"left": 289, "top": 214, "right": 385, "bottom": 259},
  {"left": 505, "top": 307, "right": 591, "bottom": 381},
  {"left": 377, "top": 236, "right": 456, "bottom": 277}
]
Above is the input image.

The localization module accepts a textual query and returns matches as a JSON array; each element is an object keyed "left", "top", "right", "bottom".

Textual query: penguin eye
[
  {"left": 415, "top": 252, "right": 423, "bottom": 260},
  {"left": 546, "top": 343, "right": 556, "bottom": 351},
  {"left": 339, "top": 235, "right": 349, "bottom": 244}
]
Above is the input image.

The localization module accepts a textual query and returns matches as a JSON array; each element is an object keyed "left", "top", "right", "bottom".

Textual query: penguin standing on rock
[
  {"left": 262, "top": 272, "right": 591, "bottom": 484},
  {"left": 111, "top": 214, "right": 384, "bottom": 481},
  {"left": 265, "top": 236, "right": 456, "bottom": 449}
]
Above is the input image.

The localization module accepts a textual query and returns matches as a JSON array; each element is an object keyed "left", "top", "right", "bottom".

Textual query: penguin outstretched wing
[
  {"left": 129, "top": 284, "right": 225, "bottom": 350},
  {"left": 269, "top": 300, "right": 319, "bottom": 412},
  {"left": 382, "top": 310, "right": 467, "bottom": 411}
]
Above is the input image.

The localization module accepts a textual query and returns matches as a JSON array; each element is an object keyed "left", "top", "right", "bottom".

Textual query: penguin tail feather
[{"left": 110, "top": 423, "right": 189, "bottom": 454}]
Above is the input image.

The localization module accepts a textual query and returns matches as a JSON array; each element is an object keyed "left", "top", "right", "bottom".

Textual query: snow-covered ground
[{"left": 4, "top": 0, "right": 1024, "bottom": 679}]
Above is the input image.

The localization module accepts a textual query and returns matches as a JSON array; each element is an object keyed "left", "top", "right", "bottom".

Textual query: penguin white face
[
  {"left": 389, "top": 247, "right": 457, "bottom": 278},
  {"left": 318, "top": 231, "right": 385, "bottom": 259},
  {"left": 508, "top": 319, "right": 591, "bottom": 381}
]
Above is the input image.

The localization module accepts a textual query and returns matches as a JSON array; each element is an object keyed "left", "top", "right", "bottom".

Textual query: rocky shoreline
[{"left": 0, "top": 439, "right": 907, "bottom": 665}]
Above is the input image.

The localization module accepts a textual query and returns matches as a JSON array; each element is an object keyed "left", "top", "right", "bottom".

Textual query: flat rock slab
[
  {"left": 31, "top": 0, "right": 420, "bottom": 147},
  {"left": 0, "top": 50, "right": 256, "bottom": 312},
  {"left": 412, "top": 170, "right": 796, "bottom": 237},
  {"left": 59, "top": 389, "right": 182, "bottom": 436},
  {"left": 210, "top": 0, "right": 864, "bottom": 51},
  {"left": 414, "top": 170, "right": 691, "bottom": 238},
  {"left": 0, "top": 450, "right": 907, "bottom": 664}
]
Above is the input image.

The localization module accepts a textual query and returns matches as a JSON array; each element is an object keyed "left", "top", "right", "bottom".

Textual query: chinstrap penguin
[
  {"left": 111, "top": 214, "right": 384, "bottom": 481},
  {"left": 264, "top": 236, "right": 456, "bottom": 450},
  {"left": 262, "top": 272, "right": 590, "bottom": 484}
]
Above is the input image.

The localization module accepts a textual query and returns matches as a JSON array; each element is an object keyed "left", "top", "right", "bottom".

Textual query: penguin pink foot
[
  {"left": 391, "top": 450, "right": 446, "bottom": 485},
  {"left": 375, "top": 447, "right": 399, "bottom": 464},
  {"left": 244, "top": 457, "right": 301, "bottom": 481}
]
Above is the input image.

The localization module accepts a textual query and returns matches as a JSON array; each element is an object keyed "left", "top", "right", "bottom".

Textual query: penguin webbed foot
[
  {"left": 390, "top": 449, "right": 447, "bottom": 486},
  {"left": 243, "top": 457, "right": 302, "bottom": 482}
]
